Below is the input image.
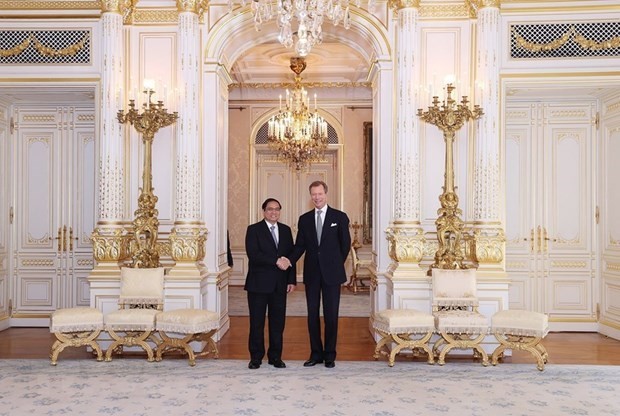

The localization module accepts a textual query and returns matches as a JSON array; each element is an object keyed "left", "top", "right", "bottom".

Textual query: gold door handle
[
  {"left": 537, "top": 226, "right": 542, "bottom": 253},
  {"left": 529, "top": 229, "right": 535, "bottom": 253},
  {"left": 62, "top": 225, "right": 68, "bottom": 252},
  {"left": 69, "top": 227, "right": 78, "bottom": 251},
  {"left": 53, "top": 227, "right": 63, "bottom": 252}
]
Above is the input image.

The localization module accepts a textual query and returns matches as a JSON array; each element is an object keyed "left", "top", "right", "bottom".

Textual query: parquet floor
[{"left": 2, "top": 316, "right": 620, "bottom": 365}]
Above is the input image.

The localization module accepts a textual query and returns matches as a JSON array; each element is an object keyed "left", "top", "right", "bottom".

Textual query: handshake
[{"left": 276, "top": 257, "right": 291, "bottom": 270}]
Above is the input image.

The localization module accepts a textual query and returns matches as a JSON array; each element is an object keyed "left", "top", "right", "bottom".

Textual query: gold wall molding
[
  {"left": 27, "top": 136, "right": 49, "bottom": 145},
  {"left": 419, "top": 3, "right": 471, "bottom": 19},
  {"left": 21, "top": 259, "right": 55, "bottom": 267},
  {"left": 607, "top": 263, "right": 620, "bottom": 271},
  {"left": 77, "top": 259, "right": 94, "bottom": 266},
  {"left": 388, "top": 0, "right": 420, "bottom": 12},
  {"left": 0, "top": 1, "right": 100, "bottom": 10},
  {"left": 133, "top": 8, "right": 179, "bottom": 24},
  {"left": 551, "top": 261, "right": 587, "bottom": 268},
  {"left": 77, "top": 114, "right": 95, "bottom": 121},
  {"left": 23, "top": 115, "right": 55, "bottom": 122},
  {"left": 229, "top": 81, "right": 372, "bottom": 90},
  {"left": 27, "top": 233, "right": 50, "bottom": 244},
  {"left": 550, "top": 110, "right": 587, "bottom": 119},
  {"left": 506, "top": 261, "right": 526, "bottom": 269},
  {"left": 606, "top": 101, "right": 620, "bottom": 113}
]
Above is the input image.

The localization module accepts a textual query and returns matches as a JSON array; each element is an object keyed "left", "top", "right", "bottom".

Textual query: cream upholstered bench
[
  {"left": 155, "top": 308, "right": 220, "bottom": 366},
  {"left": 49, "top": 307, "right": 104, "bottom": 365},
  {"left": 491, "top": 310, "right": 549, "bottom": 371},
  {"left": 372, "top": 309, "right": 435, "bottom": 367}
]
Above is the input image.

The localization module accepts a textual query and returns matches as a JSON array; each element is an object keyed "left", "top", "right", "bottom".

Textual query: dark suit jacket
[
  {"left": 291, "top": 206, "right": 351, "bottom": 286},
  {"left": 244, "top": 220, "right": 296, "bottom": 293}
]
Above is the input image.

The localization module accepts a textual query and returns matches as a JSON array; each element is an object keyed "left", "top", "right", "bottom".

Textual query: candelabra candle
[{"left": 417, "top": 83, "right": 483, "bottom": 271}]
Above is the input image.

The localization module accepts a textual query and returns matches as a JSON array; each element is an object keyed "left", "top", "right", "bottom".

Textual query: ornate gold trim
[
  {"left": 229, "top": 81, "right": 372, "bottom": 90},
  {"left": 419, "top": 3, "right": 471, "bottom": 19},
  {"left": 512, "top": 25, "right": 620, "bottom": 53},
  {"left": 0, "top": 1, "right": 100, "bottom": 10}
]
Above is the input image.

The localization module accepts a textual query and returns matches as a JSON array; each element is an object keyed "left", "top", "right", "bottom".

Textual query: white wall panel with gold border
[
  {"left": 599, "top": 92, "right": 620, "bottom": 339},
  {"left": 0, "top": 104, "right": 9, "bottom": 330},
  {"left": 126, "top": 28, "right": 178, "bottom": 237}
]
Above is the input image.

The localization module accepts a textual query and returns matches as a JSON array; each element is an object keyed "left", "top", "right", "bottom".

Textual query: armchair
[
  {"left": 431, "top": 268, "right": 489, "bottom": 366},
  {"left": 104, "top": 267, "right": 164, "bottom": 362}
]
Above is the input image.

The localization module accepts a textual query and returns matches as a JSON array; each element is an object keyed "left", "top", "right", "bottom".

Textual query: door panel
[{"left": 505, "top": 100, "right": 596, "bottom": 326}]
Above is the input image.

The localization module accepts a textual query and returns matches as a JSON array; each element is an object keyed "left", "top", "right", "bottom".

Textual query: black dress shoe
[
  {"left": 303, "top": 359, "right": 324, "bottom": 367},
  {"left": 324, "top": 361, "right": 335, "bottom": 368},
  {"left": 268, "top": 359, "right": 286, "bottom": 368},
  {"left": 248, "top": 360, "right": 261, "bottom": 369}
]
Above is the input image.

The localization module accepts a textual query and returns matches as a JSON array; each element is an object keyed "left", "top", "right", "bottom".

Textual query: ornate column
[
  {"left": 385, "top": 0, "right": 426, "bottom": 279},
  {"left": 90, "top": 0, "right": 131, "bottom": 277},
  {"left": 168, "top": 0, "right": 208, "bottom": 278},
  {"left": 473, "top": 0, "right": 506, "bottom": 273}
]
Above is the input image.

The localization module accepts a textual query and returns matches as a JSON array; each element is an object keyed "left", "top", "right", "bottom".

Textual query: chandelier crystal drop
[
  {"left": 231, "top": 0, "right": 375, "bottom": 56},
  {"left": 267, "top": 57, "right": 328, "bottom": 171}
]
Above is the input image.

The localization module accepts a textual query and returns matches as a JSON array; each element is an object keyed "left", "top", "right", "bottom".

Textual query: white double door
[
  {"left": 11, "top": 105, "right": 96, "bottom": 325},
  {"left": 505, "top": 100, "right": 597, "bottom": 330}
]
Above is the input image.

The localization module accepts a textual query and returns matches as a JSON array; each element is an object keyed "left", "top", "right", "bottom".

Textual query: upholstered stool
[
  {"left": 49, "top": 307, "right": 104, "bottom": 365},
  {"left": 433, "top": 310, "right": 489, "bottom": 366},
  {"left": 155, "top": 309, "right": 220, "bottom": 366},
  {"left": 372, "top": 309, "right": 435, "bottom": 367},
  {"left": 491, "top": 310, "right": 549, "bottom": 371}
]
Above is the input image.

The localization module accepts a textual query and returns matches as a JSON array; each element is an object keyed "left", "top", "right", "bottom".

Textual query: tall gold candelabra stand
[
  {"left": 117, "top": 89, "right": 178, "bottom": 268},
  {"left": 417, "top": 84, "right": 483, "bottom": 270}
]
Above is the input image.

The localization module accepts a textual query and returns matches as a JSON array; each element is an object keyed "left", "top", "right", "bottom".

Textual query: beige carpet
[{"left": 228, "top": 285, "right": 370, "bottom": 317}]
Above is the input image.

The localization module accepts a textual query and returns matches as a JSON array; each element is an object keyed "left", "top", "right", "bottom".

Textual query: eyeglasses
[{"left": 265, "top": 207, "right": 281, "bottom": 212}]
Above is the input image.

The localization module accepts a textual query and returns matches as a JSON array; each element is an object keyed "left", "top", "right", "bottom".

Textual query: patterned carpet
[
  {"left": 2, "top": 359, "right": 619, "bottom": 416},
  {"left": 228, "top": 285, "right": 370, "bottom": 317}
]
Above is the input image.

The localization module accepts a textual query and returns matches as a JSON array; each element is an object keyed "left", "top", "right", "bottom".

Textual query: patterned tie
[
  {"left": 316, "top": 209, "right": 323, "bottom": 243},
  {"left": 270, "top": 225, "right": 278, "bottom": 247}
]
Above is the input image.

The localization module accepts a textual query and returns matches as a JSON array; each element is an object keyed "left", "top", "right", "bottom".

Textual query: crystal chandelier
[
  {"left": 232, "top": 0, "right": 375, "bottom": 56},
  {"left": 267, "top": 57, "right": 328, "bottom": 171}
]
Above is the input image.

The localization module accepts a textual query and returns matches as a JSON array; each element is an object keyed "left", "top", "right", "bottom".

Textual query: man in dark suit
[
  {"left": 244, "top": 198, "right": 296, "bottom": 370},
  {"left": 288, "top": 181, "right": 351, "bottom": 368}
]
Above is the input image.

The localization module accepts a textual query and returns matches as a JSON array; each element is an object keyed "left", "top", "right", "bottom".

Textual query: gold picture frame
[{"left": 363, "top": 122, "right": 372, "bottom": 244}]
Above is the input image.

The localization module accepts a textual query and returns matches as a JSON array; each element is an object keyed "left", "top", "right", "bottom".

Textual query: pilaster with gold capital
[
  {"left": 168, "top": 6, "right": 206, "bottom": 279},
  {"left": 92, "top": 5, "right": 127, "bottom": 279},
  {"left": 473, "top": 4, "right": 504, "bottom": 272},
  {"left": 386, "top": 227, "right": 426, "bottom": 274}
]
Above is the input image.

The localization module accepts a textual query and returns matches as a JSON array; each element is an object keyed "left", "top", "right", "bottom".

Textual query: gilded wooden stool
[
  {"left": 49, "top": 307, "right": 104, "bottom": 365},
  {"left": 491, "top": 310, "right": 549, "bottom": 371},
  {"left": 155, "top": 308, "right": 220, "bottom": 366},
  {"left": 373, "top": 309, "right": 435, "bottom": 367}
]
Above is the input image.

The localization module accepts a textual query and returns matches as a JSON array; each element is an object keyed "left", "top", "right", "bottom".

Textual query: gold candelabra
[
  {"left": 117, "top": 83, "right": 178, "bottom": 268},
  {"left": 350, "top": 221, "right": 362, "bottom": 250},
  {"left": 417, "top": 83, "right": 483, "bottom": 270}
]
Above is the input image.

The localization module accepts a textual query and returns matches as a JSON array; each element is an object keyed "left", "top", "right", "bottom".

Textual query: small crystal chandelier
[
  {"left": 267, "top": 57, "right": 328, "bottom": 171},
  {"left": 232, "top": 0, "right": 375, "bottom": 56}
]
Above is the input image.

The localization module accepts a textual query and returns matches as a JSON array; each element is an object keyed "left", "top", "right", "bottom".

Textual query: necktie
[
  {"left": 316, "top": 210, "right": 323, "bottom": 243},
  {"left": 270, "top": 225, "right": 278, "bottom": 247}
]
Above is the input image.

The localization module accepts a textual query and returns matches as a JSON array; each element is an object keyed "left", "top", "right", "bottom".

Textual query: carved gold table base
[
  {"left": 433, "top": 332, "right": 490, "bottom": 367},
  {"left": 104, "top": 329, "right": 159, "bottom": 362},
  {"left": 156, "top": 329, "right": 219, "bottom": 367},
  {"left": 373, "top": 330, "right": 435, "bottom": 367},
  {"left": 50, "top": 330, "right": 104, "bottom": 365},
  {"left": 492, "top": 334, "right": 549, "bottom": 371}
]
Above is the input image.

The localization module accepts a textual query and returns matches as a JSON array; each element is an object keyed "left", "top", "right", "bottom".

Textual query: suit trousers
[
  {"left": 247, "top": 290, "right": 287, "bottom": 362},
  {"left": 305, "top": 279, "right": 341, "bottom": 362}
]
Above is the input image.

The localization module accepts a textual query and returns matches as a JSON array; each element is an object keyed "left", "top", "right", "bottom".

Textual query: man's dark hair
[{"left": 262, "top": 198, "right": 282, "bottom": 211}]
